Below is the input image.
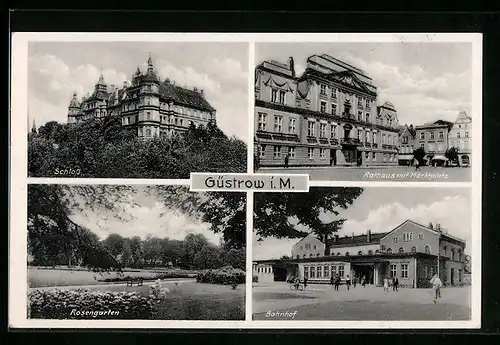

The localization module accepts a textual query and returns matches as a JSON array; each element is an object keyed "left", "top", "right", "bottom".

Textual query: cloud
[
  {"left": 28, "top": 52, "right": 248, "bottom": 141},
  {"left": 70, "top": 201, "right": 221, "bottom": 245},
  {"left": 336, "top": 52, "right": 472, "bottom": 125}
]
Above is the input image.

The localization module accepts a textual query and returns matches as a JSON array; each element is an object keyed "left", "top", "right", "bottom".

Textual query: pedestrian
[
  {"left": 361, "top": 275, "right": 366, "bottom": 288},
  {"left": 346, "top": 275, "right": 351, "bottom": 290},
  {"left": 353, "top": 276, "right": 357, "bottom": 288},
  {"left": 330, "top": 275, "right": 334, "bottom": 289},
  {"left": 394, "top": 277, "right": 399, "bottom": 291},
  {"left": 430, "top": 273, "right": 442, "bottom": 304},
  {"left": 303, "top": 277, "right": 308, "bottom": 290},
  {"left": 335, "top": 274, "right": 340, "bottom": 291},
  {"left": 284, "top": 153, "right": 289, "bottom": 169},
  {"left": 383, "top": 277, "right": 389, "bottom": 292},
  {"left": 414, "top": 157, "right": 421, "bottom": 171}
]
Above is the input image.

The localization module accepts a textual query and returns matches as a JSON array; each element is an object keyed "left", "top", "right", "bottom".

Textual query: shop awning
[
  {"left": 398, "top": 155, "right": 414, "bottom": 160},
  {"left": 432, "top": 155, "right": 448, "bottom": 161}
]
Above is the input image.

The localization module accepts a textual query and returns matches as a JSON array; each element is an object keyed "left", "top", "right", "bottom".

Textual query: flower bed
[
  {"left": 28, "top": 289, "right": 156, "bottom": 319},
  {"left": 196, "top": 266, "right": 245, "bottom": 285}
]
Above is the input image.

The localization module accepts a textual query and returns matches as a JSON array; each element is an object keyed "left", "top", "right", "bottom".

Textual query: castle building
[
  {"left": 415, "top": 120, "right": 454, "bottom": 166},
  {"left": 253, "top": 220, "right": 466, "bottom": 288},
  {"left": 67, "top": 54, "right": 216, "bottom": 138},
  {"left": 398, "top": 124, "right": 416, "bottom": 165},
  {"left": 448, "top": 111, "right": 472, "bottom": 166},
  {"left": 254, "top": 54, "right": 400, "bottom": 167}
]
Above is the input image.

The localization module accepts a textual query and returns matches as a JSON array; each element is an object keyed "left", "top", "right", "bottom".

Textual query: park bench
[{"left": 126, "top": 278, "right": 144, "bottom": 287}]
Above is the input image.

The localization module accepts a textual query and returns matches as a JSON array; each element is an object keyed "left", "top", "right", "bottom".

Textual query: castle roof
[
  {"left": 69, "top": 92, "right": 81, "bottom": 108},
  {"left": 159, "top": 81, "right": 215, "bottom": 112}
]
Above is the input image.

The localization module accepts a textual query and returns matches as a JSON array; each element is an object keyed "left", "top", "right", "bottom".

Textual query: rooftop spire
[
  {"left": 147, "top": 52, "right": 153, "bottom": 67},
  {"left": 97, "top": 68, "right": 105, "bottom": 85},
  {"left": 31, "top": 118, "right": 37, "bottom": 133}
]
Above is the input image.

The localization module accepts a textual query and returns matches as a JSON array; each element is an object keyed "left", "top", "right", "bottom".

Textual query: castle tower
[
  {"left": 67, "top": 92, "right": 81, "bottom": 124},
  {"left": 137, "top": 53, "right": 160, "bottom": 139},
  {"left": 95, "top": 70, "right": 107, "bottom": 93}
]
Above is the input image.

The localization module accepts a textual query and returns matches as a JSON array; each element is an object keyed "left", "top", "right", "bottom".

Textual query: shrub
[
  {"left": 196, "top": 266, "right": 245, "bottom": 285},
  {"left": 252, "top": 275, "right": 258, "bottom": 283},
  {"left": 28, "top": 288, "right": 156, "bottom": 319},
  {"left": 149, "top": 279, "right": 170, "bottom": 300}
]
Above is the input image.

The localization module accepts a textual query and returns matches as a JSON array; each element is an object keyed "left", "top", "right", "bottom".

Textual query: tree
[
  {"left": 182, "top": 234, "right": 209, "bottom": 269},
  {"left": 193, "top": 245, "right": 223, "bottom": 269},
  {"left": 254, "top": 188, "right": 363, "bottom": 255},
  {"left": 222, "top": 248, "right": 246, "bottom": 270},
  {"left": 121, "top": 240, "right": 133, "bottom": 267},
  {"left": 445, "top": 147, "right": 460, "bottom": 166},
  {"left": 413, "top": 147, "right": 426, "bottom": 165},
  {"left": 102, "top": 234, "right": 125, "bottom": 259}
]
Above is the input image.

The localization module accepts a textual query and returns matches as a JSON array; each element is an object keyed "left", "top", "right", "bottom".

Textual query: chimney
[
  {"left": 436, "top": 223, "right": 441, "bottom": 231},
  {"left": 200, "top": 89, "right": 204, "bottom": 97},
  {"left": 194, "top": 87, "right": 198, "bottom": 92},
  {"left": 367, "top": 230, "right": 371, "bottom": 242}
]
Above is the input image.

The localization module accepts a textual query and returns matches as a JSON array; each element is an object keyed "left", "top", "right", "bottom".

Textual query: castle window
[
  {"left": 147, "top": 112, "right": 151, "bottom": 120},
  {"left": 145, "top": 129, "right": 151, "bottom": 137},
  {"left": 387, "top": 248, "right": 393, "bottom": 254},
  {"left": 398, "top": 247, "right": 404, "bottom": 253},
  {"left": 411, "top": 246, "right": 416, "bottom": 253},
  {"left": 320, "top": 101, "right": 327, "bottom": 113},
  {"left": 258, "top": 145, "right": 266, "bottom": 158},
  {"left": 271, "top": 89, "right": 278, "bottom": 103},
  {"left": 279, "top": 90, "right": 286, "bottom": 104},
  {"left": 258, "top": 112, "right": 267, "bottom": 131}
]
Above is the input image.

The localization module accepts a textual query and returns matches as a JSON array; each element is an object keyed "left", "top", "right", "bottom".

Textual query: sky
[
  {"left": 253, "top": 187, "right": 472, "bottom": 260},
  {"left": 28, "top": 42, "right": 249, "bottom": 141},
  {"left": 256, "top": 42, "right": 473, "bottom": 126},
  {"left": 68, "top": 186, "right": 222, "bottom": 245}
]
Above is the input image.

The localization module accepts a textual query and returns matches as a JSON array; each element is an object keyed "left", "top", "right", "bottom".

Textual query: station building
[{"left": 253, "top": 220, "right": 466, "bottom": 288}]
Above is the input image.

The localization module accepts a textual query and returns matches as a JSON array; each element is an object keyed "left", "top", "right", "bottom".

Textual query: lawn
[{"left": 28, "top": 267, "right": 191, "bottom": 288}]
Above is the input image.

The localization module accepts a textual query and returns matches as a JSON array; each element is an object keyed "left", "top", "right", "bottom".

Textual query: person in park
[
  {"left": 430, "top": 273, "right": 443, "bottom": 303},
  {"left": 393, "top": 277, "right": 399, "bottom": 291},
  {"left": 335, "top": 274, "right": 341, "bottom": 291},
  {"left": 284, "top": 153, "right": 290, "bottom": 169}
]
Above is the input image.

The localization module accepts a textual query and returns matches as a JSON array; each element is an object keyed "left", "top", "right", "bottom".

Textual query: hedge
[
  {"left": 196, "top": 266, "right": 245, "bottom": 285},
  {"left": 28, "top": 289, "right": 156, "bottom": 319},
  {"left": 99, "top": 272, "right": 195, "bottom": 283}
]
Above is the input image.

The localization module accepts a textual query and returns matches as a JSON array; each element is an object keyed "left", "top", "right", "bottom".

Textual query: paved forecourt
[
  {"left": 257, "top": 166, "right": 471, "bottom": 182},
  {"left": 252, "top": 282, "right": 471, "bottom": 321}
]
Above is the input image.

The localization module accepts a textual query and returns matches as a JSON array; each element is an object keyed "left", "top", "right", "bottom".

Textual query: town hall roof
[{"left": 326, "top": 232, "right": 388, "bottom": 248}]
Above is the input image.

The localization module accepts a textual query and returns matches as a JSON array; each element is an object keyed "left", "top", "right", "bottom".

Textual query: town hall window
[
  {"left": 330, "top": 124, "right": 337, "bottom": 138},
  {"left": 273, "top": 146, "right": 281, "bottom": 159},
  {"left": 308, "top": 148, "right": 314, "bottom": 159},
  {"left": 258, "top": 145, "right": 266, "bottom": 158},
  {"left": 274, "top": 116, "right": 283, "bottom": 133},
  {"left": 320, "top": 101, "right": 327, "bottom": 113},
  {"left": 288, "top": 147, "right": 296, "bottom": 158},
  {"left": 308, "top": 121, "right": 315, "bottom": 136},
  {"left": 304, "top": 267, "right": 309, "bottom": 279},
  {"left": 258, "top": 112, "right": 267, "bottom": 131},
  {"left": 425, "top": 245, "right": 431, "bottom": 254},
  {"left": 279, "top": 90, "right": 286, "bottom": 104},
  {"left": 320, "top": 148, "right": 326, "bottom": 159},
  {"left": 324, "top": 266, "right": 329, "bottom": 278},
  {"left": 288, "top": 118, "right": 296, "bottom": 134},
  {"left": 271, "top": 89, "right": 278, "bottom": 103},
  {"left": 320, "top": 123, "right": 327, "bottom": 138},
  {"left": 338, "top": 266, "right": 344, "bottom": 277}
]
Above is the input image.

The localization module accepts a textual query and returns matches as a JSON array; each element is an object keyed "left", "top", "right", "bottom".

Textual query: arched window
[
  {"left": 411, "top": 246, "right": 416, "bottom": 253},
  {"left": 399, "top": 247, "right": 404, "bottom": 254},
  {"left": 296, "top": 255, "right": 299, "bottom": 259},
  {"left": 345, "top": 252, "right": 349, "bottom": 256},
  {"left": 146, "top": 112, "right": 151, "bottom": 120},
  {"left": 368, "top": 250, "right": 373, "bottom": 255},
  {"left": 145, "top": 129, "right": 151, "bottom": 137},
  {"left": 337, "top": 253, "right": 340, "bottom": 256},
  {"left": 451, "top": 249, "right": 455, "bottom": 261},
  {"left": 303, "top": 254, "right": 306, "bottom": 258},
  {"left": 425, "top": 245, "right": 431, "bottom": 254},
  {"left": 358, "top": 251, "right": 363, "bottom": 256},
  {"left": 387, "top": 248, "right": 393, "bottom": 254},
  {"left": 316, "top": 253, "right": 320, "bottom": 257},
  {"left": 309, "top": 254, "right": 313, "bottom": 257},
  {"left": 375, "top": 250, "right": 380, "bottom": 254}
]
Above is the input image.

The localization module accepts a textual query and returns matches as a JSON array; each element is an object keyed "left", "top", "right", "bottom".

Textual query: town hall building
[
  {"left": 253, "top": 220, "right": 466, "bottom": 288},
  {"left": 254, "top": 53, "right": 400, "bottom": 168},
  {"left": 67, "top": 53, "right": 216, "bottom": 139}
]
